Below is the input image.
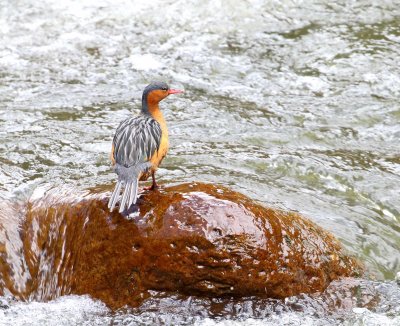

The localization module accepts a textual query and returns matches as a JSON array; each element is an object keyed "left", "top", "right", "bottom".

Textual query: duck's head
[{"left": 142, "top": 81, "right": 183, "bottom": 109}]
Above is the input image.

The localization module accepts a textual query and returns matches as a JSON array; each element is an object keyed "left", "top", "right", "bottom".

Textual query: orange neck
[
  {"left": 142, "top": 89, "right": 169, "bottom": 133},
  {"left": 147, "top": 103, "right": 168, "bottom": 133}
]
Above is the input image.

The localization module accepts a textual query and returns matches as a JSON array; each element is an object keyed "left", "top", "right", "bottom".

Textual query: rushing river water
[{"left": 0, "top": 0, "right": 399, "bottom": 325}]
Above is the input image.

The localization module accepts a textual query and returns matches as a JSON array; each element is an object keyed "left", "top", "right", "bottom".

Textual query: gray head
[
  {"left": 143, "top": 81, "right": 169, "bottom": 96},
  {"left": 141, "top": 81, "right": 183, "bottom": 112}
]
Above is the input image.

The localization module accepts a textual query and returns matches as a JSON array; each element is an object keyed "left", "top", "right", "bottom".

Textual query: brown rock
[{"left": 16, "top": 183, "right": 361, "bottom": 309}]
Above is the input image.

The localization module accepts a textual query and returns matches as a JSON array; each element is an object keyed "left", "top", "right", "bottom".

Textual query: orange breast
[
  {"left": 147, "top": 103, "right": 169, "bottom": 172},
  {"left": 150, "top": 129, "right": 168, "bottom": 168},
  {"left": 110, "top": 143, "right": 115, "bottom": 165},
  {"left": 138, "top": 117, "right": 168, "bottom": 182}
]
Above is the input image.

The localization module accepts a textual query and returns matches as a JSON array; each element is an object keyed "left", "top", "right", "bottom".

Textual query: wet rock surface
[{"left": 4, "top": 183, "right": 361, "bottom": 309}]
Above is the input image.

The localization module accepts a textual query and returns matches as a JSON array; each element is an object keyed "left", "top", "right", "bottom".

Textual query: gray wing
[{"left": 112, "top": 115, "right": 162, "bottom": 168}]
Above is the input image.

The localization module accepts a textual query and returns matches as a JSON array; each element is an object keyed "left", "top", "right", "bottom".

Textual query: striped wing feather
[{"left": 113, "top": 115, "right": 162, "bottom": 167}]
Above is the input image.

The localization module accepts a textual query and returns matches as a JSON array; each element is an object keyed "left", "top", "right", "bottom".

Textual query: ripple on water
[{"left": 2, "top": 277, "right": 400, "bottom": 325}]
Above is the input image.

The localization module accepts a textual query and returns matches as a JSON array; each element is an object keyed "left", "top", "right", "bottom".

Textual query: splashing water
[{"left": 0, "top": 0, "right": 399, "bottom": 324}]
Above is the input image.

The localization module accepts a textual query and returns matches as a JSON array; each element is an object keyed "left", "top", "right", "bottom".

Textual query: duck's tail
[
  {"left": 107, "top": 179, "right": 138, "bottom": 213},
  {"left": 108, "top": 162, "right": 151, "bottom": 213}
]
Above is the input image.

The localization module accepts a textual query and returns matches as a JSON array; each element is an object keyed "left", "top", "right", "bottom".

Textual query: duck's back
[{"left": 112, "top": 115, "right": 162, "bottom": 171}]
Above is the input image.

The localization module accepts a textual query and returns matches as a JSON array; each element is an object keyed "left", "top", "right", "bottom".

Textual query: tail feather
[
  {"left": 109, "top": 162, "right": 151, "bottom": 213},
  {"left": 108, "top": 181, "right": 122, "bottom": 211},
  {"left": 127, "top": 178, "right": 138, "bottom": 207},
  {"left": 119, "top": 182, "right": 130, "bottom": 213},
  {"left": 132, "top": 178, "right": 138, "bottom": 204}
]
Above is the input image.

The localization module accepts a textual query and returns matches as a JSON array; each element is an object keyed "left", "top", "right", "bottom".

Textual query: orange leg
[{"left": 144, "top": 172, "right": 159, "bottom": 190}]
